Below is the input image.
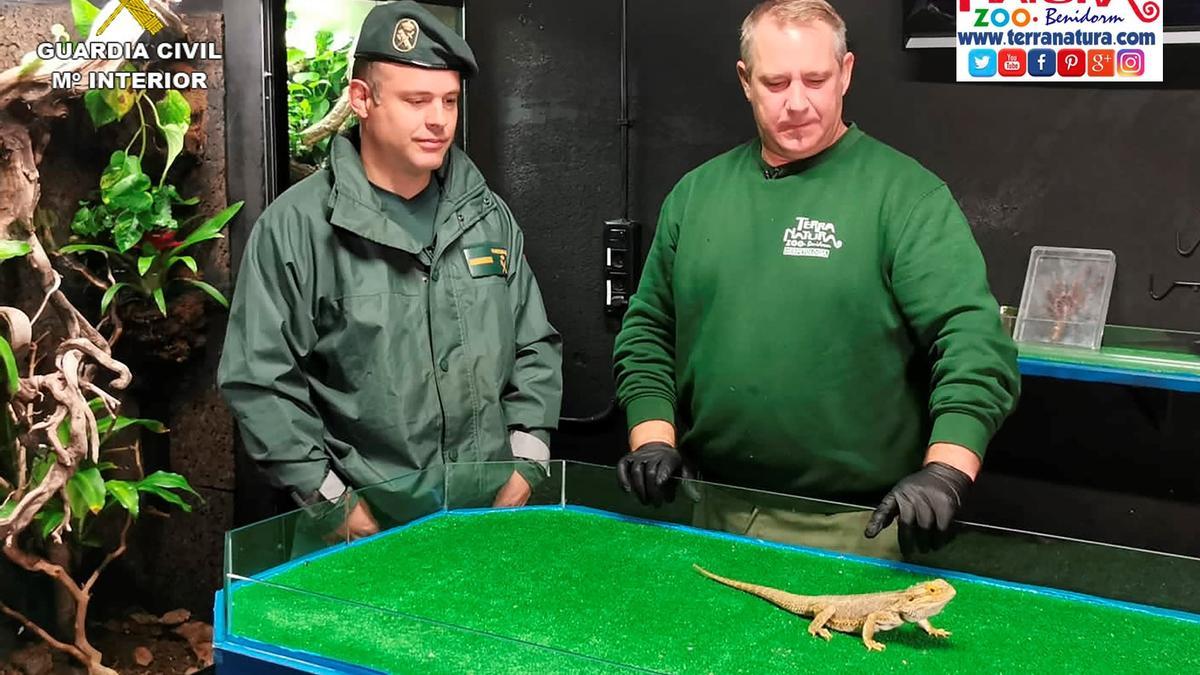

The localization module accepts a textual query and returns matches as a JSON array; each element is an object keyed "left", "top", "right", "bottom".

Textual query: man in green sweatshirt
[{"left": 612, "top": 0, "right": 1019, "bottom": 557}]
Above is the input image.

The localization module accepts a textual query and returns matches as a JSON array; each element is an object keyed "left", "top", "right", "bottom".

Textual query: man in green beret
[{"left": 219, "top": 1, "right": 562, "bottom": 540}]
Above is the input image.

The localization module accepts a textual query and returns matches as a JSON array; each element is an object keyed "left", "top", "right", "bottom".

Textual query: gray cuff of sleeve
[
  {"left": 318, "top": 470, "right": 348, "bottom": 501},
  {"left": 510, "top": 430, "right": 550, "bottom": 474}
]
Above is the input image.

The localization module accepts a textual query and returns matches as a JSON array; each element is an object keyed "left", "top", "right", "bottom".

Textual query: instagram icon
[{"left": 1118, "top": 49, "right": 1145, "bottom": 77}]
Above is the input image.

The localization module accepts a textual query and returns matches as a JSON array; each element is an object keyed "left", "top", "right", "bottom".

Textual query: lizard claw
[
  {"left": 865, "top": 640, "right": 886, "bottom": 652},
  {"left": 928, "top": 628, "right": 951, "bottom": 638},
  {"left": 808, "top": 628, "right": 832, "bottom": 641}
]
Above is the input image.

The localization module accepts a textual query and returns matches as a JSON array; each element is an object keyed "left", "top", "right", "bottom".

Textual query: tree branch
[
  {"left": 300, "top": 89, "right": 353, "bottom": 148},
  {"left": 0, "top": 599, "right": 87, "bottom": 663},
  {"left": 3, "top": 542, "right": 112, "bottom": 673},
  {"left": 83, "top": 514, "right": 131, "bottom": 595},
  {"left": 0, "top": 3, "right": 185, "bottom": 671},
  {"left": 4, "top": 541, "right": 83, "bottom": 601},
  {"left": 58, "top": 339, "right": 131, "bottom": 390},
  {"left": 28, "top": 268, "right": 61, "bottom": 325},
  {"left": 56, "top": 254, "right": 111, "bottom": 292},
  {"left": 0, "top": 462, "right": 68, "bottom": 540},
  {"left": 104, "top": 307, "right": 123, "bottom": 349}
]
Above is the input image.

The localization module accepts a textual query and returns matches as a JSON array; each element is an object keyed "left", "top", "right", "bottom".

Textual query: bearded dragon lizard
[{"left": 693, "top": 564, "right": 956, "bottom": 651}]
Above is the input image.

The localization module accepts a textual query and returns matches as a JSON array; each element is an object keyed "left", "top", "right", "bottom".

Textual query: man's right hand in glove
[{"left": 617, "top": 441, "right": 695, "bottom": 506}]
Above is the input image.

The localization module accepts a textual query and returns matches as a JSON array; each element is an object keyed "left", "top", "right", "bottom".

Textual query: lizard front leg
[
  {"left": 917, "top": 618, "right": 951, "bottom": 638},
  {"left": 861, "top": 611, "right": 901, "bottom": 652},
  {"left": 806, "top": 606, "right": 836, "bottom": 641}
]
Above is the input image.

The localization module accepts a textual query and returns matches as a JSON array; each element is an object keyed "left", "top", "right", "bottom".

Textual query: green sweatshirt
[{"left": 613, "top": 124, "right": 1019, "bottom": 498}]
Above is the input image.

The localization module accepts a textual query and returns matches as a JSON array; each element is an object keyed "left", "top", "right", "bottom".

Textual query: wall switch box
[{"left": 604, "top": 219, "right": 641, "bottom": 316}]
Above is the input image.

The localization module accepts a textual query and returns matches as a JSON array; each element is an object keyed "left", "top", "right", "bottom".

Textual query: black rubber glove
[
  {"left": 863, "top": 461, "right": 972, "bottom": 554},
  {"left": 616, "top": 442, "right": 696, "bottom": 507}
]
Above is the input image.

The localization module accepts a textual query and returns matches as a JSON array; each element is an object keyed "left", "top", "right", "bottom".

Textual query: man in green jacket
[
  {"left": 612, "top": 0, "right": 1019, "bottom": 557},
  {"left": 219, "top": 1, "right": 562, "bottom": 540}
]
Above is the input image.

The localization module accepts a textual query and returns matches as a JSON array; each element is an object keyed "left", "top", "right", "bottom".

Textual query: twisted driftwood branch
[
  {"left": 0, "top": 3, "right": 186, "bottom": 672},
  {"left": 299, "top": 88, "right": 353, "bottom": 148}
]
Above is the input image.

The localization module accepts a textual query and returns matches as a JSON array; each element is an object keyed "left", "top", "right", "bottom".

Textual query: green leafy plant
[
  {"left": 1, "top": 316, "right": 23, "bottom": 508},
  {"left": 63, "top": 182, "right": 242, "bottom": 316},
  {"left": 0, "top": 243, "right": 30, "bottom": 479},
  {"left": 3, "top": 224, "right": 200, "bottom": 675},
  {"left": 287, "top": 23, "right": 354, "bottom": 167},
  {"left": 29, "top": 400, "right": 196, "bottom": 546},
  {"left": 68, "top": 147, "right": 197, "bottom": 254},
  {"left": 64, "top": 1, "right": 244, "bottom": 318},
  {"left": 3, "top": 208, "right": 200, "bottom": 675},
  {"left": 3, "top": 3, "right": 207, "bottom": 672},
  {"left": 0, "top": 240, "right": 32, "bottom": 262},
  {"left": 70, "top": 0, "right": 99, "bottom": 40},
  {"left": 61, "top": 87, "right": 244, "bottom": 316}
]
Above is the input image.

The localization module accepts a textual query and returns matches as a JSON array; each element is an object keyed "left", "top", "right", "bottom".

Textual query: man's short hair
[
  {"left": 351, "top": 58, "right": 381, "bottom": 102},
  {"left": 740, "top": 0, "right": 848, "bottom": 71}
]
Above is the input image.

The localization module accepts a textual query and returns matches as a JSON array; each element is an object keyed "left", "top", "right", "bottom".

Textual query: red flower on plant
[{"left": 144, "top": 229, "right": 181, "bottom": 251}]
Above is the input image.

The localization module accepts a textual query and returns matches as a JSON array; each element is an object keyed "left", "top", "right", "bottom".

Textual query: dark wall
[
  {"left": 839, "top": 6, "right": 1200, "bottom": 332},
  {"left": 472, "top": 0, "right": 1200, "bottom": 331},
  {"left": 467, "top": 0, "right": 627, "bottom": 462},
  {"left": 468, "top": 0, "right": 1200, "bottom": 551}
]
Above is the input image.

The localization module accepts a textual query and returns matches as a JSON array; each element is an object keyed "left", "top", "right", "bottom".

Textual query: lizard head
[{"left": 898, "top": 578, "right": 957, "bottom": 619}]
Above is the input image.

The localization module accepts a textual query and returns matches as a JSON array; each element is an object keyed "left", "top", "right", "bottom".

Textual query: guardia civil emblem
[
  {"left": 393, "top": 18, "right": 420, "bottom": 53},
  {"left": 491, "top": 248, "right": 509, "bottom": 274}
]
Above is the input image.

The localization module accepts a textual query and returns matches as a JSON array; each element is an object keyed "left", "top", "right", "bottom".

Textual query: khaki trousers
[{"left": 691, "top": 485, "right": 902, "bottom": 561}]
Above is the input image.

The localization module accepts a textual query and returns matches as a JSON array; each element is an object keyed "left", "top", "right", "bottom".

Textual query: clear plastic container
[
  {"left": 217, "top": 461, "right": 1200, "bottom": 673},
  {"left": 1014, "top": 246, "right": 1116, "bottom": 350}
]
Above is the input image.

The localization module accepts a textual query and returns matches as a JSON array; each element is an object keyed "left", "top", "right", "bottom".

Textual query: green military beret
[{"left": 353, "top": 1, "right": 478, "bottom": 78}]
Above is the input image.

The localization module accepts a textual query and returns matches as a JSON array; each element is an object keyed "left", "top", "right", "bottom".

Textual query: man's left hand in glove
[{"left": 863, "top": 460, "right": 973, "bottom": 553}]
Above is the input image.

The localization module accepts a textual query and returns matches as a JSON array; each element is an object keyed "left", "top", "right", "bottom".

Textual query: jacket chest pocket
[{"left": 313, "top": 291, "right": 426, "bottom": 386}]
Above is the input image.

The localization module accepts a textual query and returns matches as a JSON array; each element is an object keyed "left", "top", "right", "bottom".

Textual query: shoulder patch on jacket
[{"left": 463, "top": 242, "right": 509, "bottom": 277}]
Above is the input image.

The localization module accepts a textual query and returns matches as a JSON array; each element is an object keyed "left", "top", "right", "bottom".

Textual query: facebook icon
[{"left": 1029, "top": 49, "right": 1056, "bottom": 77}]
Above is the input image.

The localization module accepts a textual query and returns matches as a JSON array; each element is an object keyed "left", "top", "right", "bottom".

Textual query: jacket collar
[{"left": 327, "top": 131, "right": 490, "bottom": 254}]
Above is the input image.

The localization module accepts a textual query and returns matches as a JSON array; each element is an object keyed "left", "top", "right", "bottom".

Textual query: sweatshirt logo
[{"left": 783, "top": 216, "right": 843, "bottom": 259}]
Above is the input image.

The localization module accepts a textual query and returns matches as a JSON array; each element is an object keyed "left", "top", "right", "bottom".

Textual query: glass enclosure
[{"left": 219, "top": 461, "right": 1200, "bottom": 672}]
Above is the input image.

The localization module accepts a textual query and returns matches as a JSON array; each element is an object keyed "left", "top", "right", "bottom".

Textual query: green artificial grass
[{"left": 230, "top": 509, "right": 1198, "bottom": 674}]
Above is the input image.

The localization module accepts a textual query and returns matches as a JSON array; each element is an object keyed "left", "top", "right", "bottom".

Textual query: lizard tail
[
  {"left": 693, "top": 564, "right": 734, "bottom": 584},
  {"left": 693, "top": 564, "right": 813, "bottom": 614},
  {"left": 692, "top": 564, "right": 765, "bottom": 592}
]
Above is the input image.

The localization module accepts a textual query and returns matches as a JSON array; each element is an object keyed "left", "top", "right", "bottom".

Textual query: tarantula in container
[{"left": 1042, "top": 267, "right": 1103, "bottom": 343}]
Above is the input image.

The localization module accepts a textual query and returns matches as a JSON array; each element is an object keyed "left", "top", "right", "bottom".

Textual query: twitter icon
[{"left": 968, "top": 49, "right": 997, "bottom": 77}]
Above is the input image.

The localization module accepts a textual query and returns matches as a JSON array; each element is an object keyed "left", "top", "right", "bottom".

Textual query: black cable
[
  {"left": 618, "top": 0, "right": 630, "bottom": 221},
  {"left": 559, "top": 399, "right": 618, "bottom": 431}
]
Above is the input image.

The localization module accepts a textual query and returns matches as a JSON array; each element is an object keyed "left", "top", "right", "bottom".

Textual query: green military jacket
[{"left": 218, "top": 134, "right": 562, "bottom": 501}]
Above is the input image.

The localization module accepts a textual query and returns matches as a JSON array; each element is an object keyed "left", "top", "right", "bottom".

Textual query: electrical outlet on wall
[{"left": 604, "top": 219, "right": 641, "bottom": 316}]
